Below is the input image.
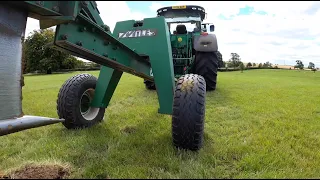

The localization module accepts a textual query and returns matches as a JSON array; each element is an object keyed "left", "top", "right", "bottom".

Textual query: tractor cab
[
  {"left": 156, "top": 5, "right": 215, "bottom": 76},
  {"left": 158, "top": 5, "right": 204, "bottom": 34},
  {"left": 157, "top": 5, "right": 214, "bottom": 34}
]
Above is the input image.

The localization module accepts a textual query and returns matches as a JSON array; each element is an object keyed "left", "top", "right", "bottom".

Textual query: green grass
[{"left": 1, "top": 69, "right": 320, "bottom": 178}]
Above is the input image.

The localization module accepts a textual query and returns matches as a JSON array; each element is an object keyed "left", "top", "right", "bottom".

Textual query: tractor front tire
[
  {"left": 194, "top": 51, "right": 218, "bottom": 91},
  {"left": 172, "top": 74, "right": 206, "bottom": 151},
  {"left": 57, "top": 73, "right": 105, "bottom": 129},
  {"left": 144, "top": 79, "right": 156, "bottom": 90}
]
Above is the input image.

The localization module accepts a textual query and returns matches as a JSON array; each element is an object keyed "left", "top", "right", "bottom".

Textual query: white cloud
[
  {"left": 25, "top": 1, "right": 148, "bottom": 34},
  {"left": 24, "top": 1, "right": 320, "bottom": 67},
  {"left": 174, "top": 1, "right": 320, "bottom": 67},
  {"left": 97, "top": 1, "right": 149, "bottom": 32},
  {"left": 149, "top": 2, "right": 163, "bottom": 12},
  {"left": 25, "top": 17, "right": 40, "bottom": 37}
]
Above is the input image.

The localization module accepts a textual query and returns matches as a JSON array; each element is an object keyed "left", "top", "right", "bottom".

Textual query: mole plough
[{"left": 0, "top": 2, "right": 219, "bottom": 151}]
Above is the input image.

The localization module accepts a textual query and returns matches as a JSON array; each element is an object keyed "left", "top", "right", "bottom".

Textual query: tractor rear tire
[
  {"left": 144, "top": 80, "right": 156, "bottom": 90},
  {"left": 57, "top": 73, "right": 105, "bottom": 129},
  {"left": 172, "top": 74, "right": 206, "bottom": 151},
  {"left": 194, "top": 51, "right": 218, "bottom": 91}
]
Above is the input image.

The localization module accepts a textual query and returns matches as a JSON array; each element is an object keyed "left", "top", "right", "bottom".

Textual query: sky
[{"left": 25, "top": 1, "right": 320, "bottom": 67}]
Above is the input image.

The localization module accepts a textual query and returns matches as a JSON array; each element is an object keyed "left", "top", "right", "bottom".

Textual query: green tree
[
  {"left": 258, "top": 63, "right": 262, "bottom": 68},
  {"left": 263, "top": 61, "right": 272, "bottom": 68},
  {"left": 216, "top": 51, "right": 224, "bottom": 68},
  {"left": 247, "top": 62, "right": 252, "bottom": 68},
  {"left": 75, "top": 59, "right": 86, "bottom": 68},
  {"left": 219, "top": 61, "right": 226, "bottom": 68},
  {"left": 91, "top": 62, "right": 101, "bottom": 68},
  {"left": 312, "top": 68, "right": 317, "bottom": 73},
  {"left": 85, "top": 62, "right": 101, "bottom": 69},
  {"left": 253, "top": 63, "right": 256, "bottom": 67},
  {"left": 308, "top": 62, "right": 315, "bottom": 69},
  {"left": 228, "top": 53, "right": 241, "bottom": 68},
  {"left": 61, "top": 56, "right": 85, "bottom": 69},
  {"left": 239, "top": 62, "right": 245, "bottom": 73},
  {"left": 24, "top": 29, "right": 80, "bottom": 74}
]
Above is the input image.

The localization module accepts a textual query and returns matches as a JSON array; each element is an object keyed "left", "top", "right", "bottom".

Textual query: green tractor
[{"left": 144, "top": 5, "right": 219, "bottom": 91}]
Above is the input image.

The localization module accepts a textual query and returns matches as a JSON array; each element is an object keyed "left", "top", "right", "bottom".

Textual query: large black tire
[
  {"left": 57, "top": 73, "right": 105, "bottom": 129},
  {"left": 193, "top": 51, "right": 218, "bottom": 91},
  {"left": 144, "top": 79, "right": 156, "bottom": 90},
  {"left": 172, "top": 74, "right": 206, "bottom": 151}
]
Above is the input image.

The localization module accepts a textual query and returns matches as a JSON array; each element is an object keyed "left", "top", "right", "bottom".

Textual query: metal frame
[{"left": 0, "top": 1, "right": 176, "bottom": 136}]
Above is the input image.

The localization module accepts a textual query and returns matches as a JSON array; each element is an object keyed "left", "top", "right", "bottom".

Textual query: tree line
[
  {"left": 22, "top": 29, "right": 317, "bottom": 74},
  {"left": 216, "top": 52, "right": 274, "bottom": 71},
  {"left": 22, "top": 29, "right": 100, "bottom": 74},
  {"left": 216, "top": 52, "right": 317, "bottom": 72}
]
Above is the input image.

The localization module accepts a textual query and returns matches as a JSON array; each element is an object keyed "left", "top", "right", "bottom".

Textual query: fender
[{"left": 193, "top": 34, "right": 218, "bottom": 52}]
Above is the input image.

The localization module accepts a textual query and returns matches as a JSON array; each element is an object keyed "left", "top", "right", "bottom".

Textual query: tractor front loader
[{"left": 0, "top": 2, "right": 219, "bottom": 151}]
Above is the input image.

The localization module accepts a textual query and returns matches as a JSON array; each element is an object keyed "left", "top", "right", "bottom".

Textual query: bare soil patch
[
  {"left": 121, "top": 126, "right": 137, "bottom": 134},
  {"left": 2, "top": 164, "right": 70, "bottom": 179}
]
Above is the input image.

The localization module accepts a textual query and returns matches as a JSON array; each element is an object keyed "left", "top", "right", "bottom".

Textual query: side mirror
[{"left": 210, "top": 25, "right": 215, "bottom": 32}]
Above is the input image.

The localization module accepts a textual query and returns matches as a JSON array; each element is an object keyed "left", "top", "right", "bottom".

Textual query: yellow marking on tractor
[{"left": 172, "top": 5, "right": 187, "bottom": 9}]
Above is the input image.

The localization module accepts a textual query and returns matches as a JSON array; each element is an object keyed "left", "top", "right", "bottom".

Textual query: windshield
[
  {"left": 164, "top": 16, "right": 201, "bottom": 23},
  {"left": 168, "top": 23, "right": 200, "bottom": 34},
  {"left": 165, "top": 17, "right": 201, "bottom": 34}
]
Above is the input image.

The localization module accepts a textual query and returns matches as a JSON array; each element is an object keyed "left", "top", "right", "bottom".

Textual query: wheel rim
[{"left": 80, "top": 88, "right": 100, "bottom": 121}]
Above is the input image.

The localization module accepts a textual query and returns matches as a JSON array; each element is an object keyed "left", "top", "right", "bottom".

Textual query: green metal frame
[
  {"left": 92, "top": 67, "right": 123, "bottom": 108},
  {"left": 112, "top": 17, "right": 175, "bottom": 114},
  {"left": 3, "top": 1, "right": 176, "bottom": 115}
]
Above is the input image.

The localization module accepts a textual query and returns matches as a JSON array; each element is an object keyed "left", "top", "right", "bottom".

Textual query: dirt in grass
[
  {"left": 1, "top": 164, "right": 70, "bottom": 179},
  {"left": 121, "top": 126, "right": 137, "bottom": 134}
]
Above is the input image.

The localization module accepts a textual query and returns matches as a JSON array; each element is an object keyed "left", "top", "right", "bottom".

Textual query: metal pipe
[{"left": 0, "top": 116, "right": 64, "bottom": 136}]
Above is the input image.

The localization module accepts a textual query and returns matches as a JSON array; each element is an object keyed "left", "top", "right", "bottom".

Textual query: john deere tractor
[{"left": 144, "top": 5, "right": 219, "bottom": 91}]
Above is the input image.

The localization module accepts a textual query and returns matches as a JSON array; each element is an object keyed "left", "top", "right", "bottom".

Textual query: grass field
[{"left": 1, "top": 69, "right": 320, "bottom": 178}]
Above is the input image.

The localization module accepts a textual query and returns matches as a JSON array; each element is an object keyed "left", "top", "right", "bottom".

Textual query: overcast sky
[{"left": 25, "top": 1, "right": 320, "bottom": 67}]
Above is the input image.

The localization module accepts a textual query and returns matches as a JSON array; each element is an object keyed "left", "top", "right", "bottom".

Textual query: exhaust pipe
[{"left": 0, "top": 116, "right": 64, "bottom": 136}]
